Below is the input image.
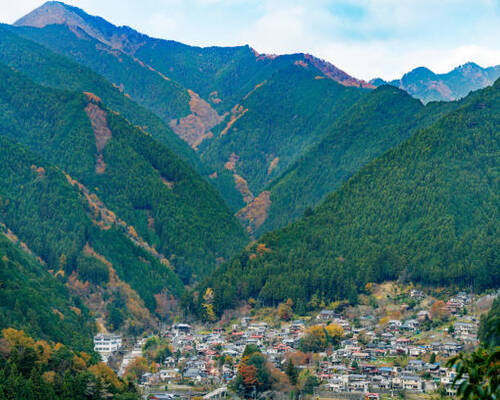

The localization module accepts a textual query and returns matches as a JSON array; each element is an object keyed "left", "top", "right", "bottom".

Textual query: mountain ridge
[{"left": 370, "top": 62, "right": 500, "bottom": 103}]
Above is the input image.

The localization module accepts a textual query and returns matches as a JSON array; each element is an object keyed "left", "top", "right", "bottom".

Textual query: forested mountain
[
  {"left": 12, "top": 2, "right": 377, "bottom": 209},
  {"left": 0, "top": 64, "right": 248, "bottom": 331},
  {"left": 196, "top": 79, "right": 500, "bottom": 316},
  {"left": 0, "top": 132, "right": 185, "bottom": 332},
  {"left": 371, "top": 63, "right": 500, "bottom": 103},
  {"left": 199, "top": 66, "right": 366, "bottom": 211},
  {"left": 0, "top": 233, "right": 94, "bottom": 351},
  {"left": 0, "top": 24, "right": 204, "bottom": 173},
  {"left": 14, "top": 1, "right": 372, "bottom": 114},
  {"left": 255, "top": 86, "right": 459, "bottom": 234}
]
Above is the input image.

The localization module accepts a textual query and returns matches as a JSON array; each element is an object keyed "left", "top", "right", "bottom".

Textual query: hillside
[
  {"left": 371, "top": 63, "right": 500, "bottom": 103},
  {"left": 0, "top": 233, "right": 95, "bottom": 351},
  {"left": 0, "top": 65, "right": 249, "bottom": 327},
  {"left": 14, "top": 1, "right": 372, "bottom": 110},
  {"left": 200, "top": 66, "right": 366, "bottom": 211},
  {"left": 0, "top": 132, "right": 188, "bottom": 332},
  {"left": 256, "top": 85, "right": 459, "bottom": 234},
  {"left": 197, "top": 80, "right": 500, "bottom": 316},
  {"left": 0, "top": 64, "right": 247, "bottom": 279},
  {"left": 13, "top": 1, "right": 372, "bottom": 160},
  {"left": 0, "top": 25, "right": 207, "bottom": 174},
  {"left": 0, "top": 328, "right": 137, "bottom": 399}
]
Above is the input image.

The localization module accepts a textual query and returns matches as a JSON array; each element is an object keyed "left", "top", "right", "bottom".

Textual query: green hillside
[
  {"left": 197, "top": 80, "right": 500, "bottom": 316},
  {"left": 200, "top": 66, "right": 365, "bottom": 199},
  {"left": 0, "top": 24, "right": 203, "bottom": 173},
  {"left": 0, "top": 234, "right": 94, "bottom": 351},
  {"left": 0, "top": 64, "right": 247, "bottom": 281},
  {"left": 11, "top": 23, "right": 191, "bottom": 121},
  {"left": 0, "top": 134, "right": 185, "bottom": 327},
  {"left": 260, "top": 86, "right": 455, "bottom": 234}
]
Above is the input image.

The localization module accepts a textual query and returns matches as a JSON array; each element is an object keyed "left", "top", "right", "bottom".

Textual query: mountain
[
  {"left": 370, "top": 63, "right": 500, "bottom": 103},
  {"left": 0, "top": 24, "right": 204, "bottom": 173},
  {"left": 196, "top": 79, "right": 500, "bottom": 316},
  {"left": 0, "top": 64, "right": 248, "bottom": 329},
  {"left": 0, "top": 232, "right": 94, "bottom": 351},
  {"left": 12, "top": 2, "right": 379, "bottom": 212},
  {"left": 199, "top": 65, "right": 366, "bottom": 212},
  {"left": 250, "top": 85, "right": 461, "bottom": 235},
  {"left": 0, "top": 131, "right": 184, "bottom": 333},
  {"left": 14, "top": 1, "right": 372, "bottom": 104},
  {"left": 13, "top": 2, "right": 372, "bottom": 150}
]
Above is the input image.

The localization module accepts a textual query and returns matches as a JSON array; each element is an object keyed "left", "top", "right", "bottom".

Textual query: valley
[{"left": 0, "top": 2, "right": 498, "bottom": 400}]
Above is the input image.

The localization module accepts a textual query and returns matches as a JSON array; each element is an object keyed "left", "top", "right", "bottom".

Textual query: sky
[{"left": 2, "top": 0, "right": 500, "bottom": 81}]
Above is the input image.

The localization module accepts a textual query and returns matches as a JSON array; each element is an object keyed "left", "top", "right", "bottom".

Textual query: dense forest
[
  {"left": 0, "top": 24, "right": 203, "bottom": 173},
  {"left": 0, "top": 328, "right": 137, "bottom": 399},
  {"left": 195, "top": 79, "right": 500, "bottom": 316},
  {"left": 201, "top": 66, "right": 365, "bottom": 201},
  {"left": 0, "top": 133, "right": 184, "bottom": 329},
  {"left": 260, "top": 85, "right": 459, "bottom": 234},
  {"left": 9, "top": 23, "right": 191, "bottom": 123},
  {"left": 0, "top": 64, "right": 247, "bottom": 283},
  {"left": 0, "top": 235, "right": 94, "bottom": 352}
]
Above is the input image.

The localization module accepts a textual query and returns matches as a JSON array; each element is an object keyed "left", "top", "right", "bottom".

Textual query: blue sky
[{"left": 3, "top": 0, "right": 500, "bottom": 80}]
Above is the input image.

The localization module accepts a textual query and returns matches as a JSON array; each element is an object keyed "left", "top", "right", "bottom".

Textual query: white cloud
[{"left": 3, "top": 0, "right": 500, "bottom": 79}]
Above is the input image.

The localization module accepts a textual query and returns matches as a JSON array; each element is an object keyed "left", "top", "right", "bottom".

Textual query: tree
[
  {"left": 298, "top": 369, "right": 319, "bottom": 395},
  {"left": 446, "top": 346, "right": 499, "bottom": 399},
  {"left": 285, "top": 359, "right": 298, "bottom": 386},
  {"left": 300, "top": 324, "right": 344, "bottom": 352},
  {"left": 278, "top": 301, "right": 293, "bottom": 321},
  {"left": 202, "top": 288, "right": 216, "bottom": 322},
  {"left": 232, "top": 348, "right": 272, "bottom": 397}
]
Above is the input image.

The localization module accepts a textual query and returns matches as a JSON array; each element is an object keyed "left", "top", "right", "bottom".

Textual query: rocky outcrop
[
  {"left": 169, "top": 89, "right": 226, "bottom": 149},
  {"left": 236, "top": 191, "right": 271, "bottom": 236}
]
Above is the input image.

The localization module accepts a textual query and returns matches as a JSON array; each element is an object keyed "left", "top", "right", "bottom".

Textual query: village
[{"left": 94, "top": 285, "right": 498, "bottom": 400}]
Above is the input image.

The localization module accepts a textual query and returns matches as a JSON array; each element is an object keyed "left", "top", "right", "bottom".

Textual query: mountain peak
[
  {"left": 403, "top": 66, "right": 436, "bottom": 80},
  {"left": 15, "top": 1, "right": 146, "bottom": 53},
  {"left": 299, "top": 53, "right": 374, "bottom": 88}
]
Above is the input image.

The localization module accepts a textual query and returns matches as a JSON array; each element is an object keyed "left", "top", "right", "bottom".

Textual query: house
[
  {"left": 159, "top": 369, "right": 178, "bottom": 381},
  {"left": 93, "top": 334, "right": 122, "bottom": 362},
  {"left": 173, "top": 323, "right": 192, "bottom": 334},
  {"left": 317, "top": 310, "right": 338, "bottom": 321},
  {"left": 417, "top": 310, "right": 431, "bottom": 321},
  {"left": 401, "top": 375, "right": 423, "bottom": 392},
  {"left": 410, "top": 290, "right": 425, "bottom": 300}
]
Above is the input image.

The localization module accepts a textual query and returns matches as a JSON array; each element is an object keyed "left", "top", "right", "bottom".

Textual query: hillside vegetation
[
  {"left": 0, "top": 234, "right": 94, "bottom": 351},
  {"left": 0, "top": 24, "right": 203, "bottom": 173},
  {"left": 200, "top": 66, "right": 365, "bottom": 206},
  {"left": 260, "top": 86, "right": 459, "bottom": 234},
  {"left": 196, "top": 80, "right": 500, "bottom": 316},
  {"left": 0, "top": 64, "right": 247, "bottom": 282}
]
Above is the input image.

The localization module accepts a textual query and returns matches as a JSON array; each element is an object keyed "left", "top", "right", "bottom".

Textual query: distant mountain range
[{"left": 370, "top": 63, "right": 500, "bottom": 103}]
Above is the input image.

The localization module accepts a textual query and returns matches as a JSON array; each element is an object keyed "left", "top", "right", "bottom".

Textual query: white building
[{"left": 94, "top": 334, "right": 122, "bottom": 362}]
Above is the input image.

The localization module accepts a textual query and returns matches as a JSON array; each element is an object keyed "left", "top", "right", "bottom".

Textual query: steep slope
[
  {"left": 10, "top": 22, "right": 191, "bottom": 122},
  {"left": 15, "top": 2, "right": 371, "bottom": 114},
  {"left": 0, "top": 24, "right": 203, "bottom": 173},
  {"left": 0, "top": 134, "right": 183, "bottom": 333},
  {"left": 200, "top": 65, "right": 366, "bottom": 211},
  {"left": 0, "top": 233, "right": 94, "bottom": 351},
  {"left": 198, "top": 80, "right": 499, "bottom": 315},
  {"left": 256, "top": 86, "right": 457, "bottom": 234},
  {"left": 371, "top": 63, "right": 500, "bottom": 103},
  {"left": 0, "top": 64, "right": 247, "bottom": 284}
]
